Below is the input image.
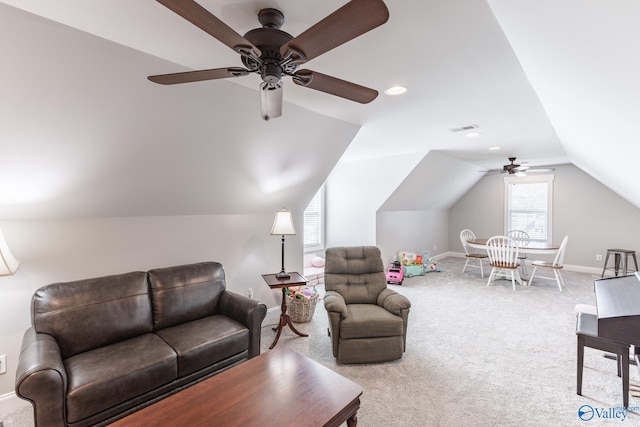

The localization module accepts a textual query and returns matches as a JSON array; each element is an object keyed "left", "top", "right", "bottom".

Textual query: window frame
[
  {"left": 303, "top": 185, "right": 325, "bottom": 253},
  {"left": 503, "top": 174, "right": 554, "bottom": 243}
]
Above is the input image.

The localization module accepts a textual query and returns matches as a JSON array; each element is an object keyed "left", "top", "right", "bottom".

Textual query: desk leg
[{"left": 269, "top": 287, "right": 308, "bottom": 349}]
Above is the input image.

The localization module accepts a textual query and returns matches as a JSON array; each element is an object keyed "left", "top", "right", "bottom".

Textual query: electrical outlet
[
  {"left": 433, "top": 244, "right": 437, "bottom": 251},
  {"left": 0, "top": 354, "right": 6, "bottom": 375},
  {"left": 246, "top": 288, "right": 253, "bottom": 299},
  {"left": 596, "top": 254, "right": 602, "bottom": 262}
]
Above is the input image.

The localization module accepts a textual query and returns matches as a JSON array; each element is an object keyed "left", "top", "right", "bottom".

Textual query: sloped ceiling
[
  {"left": 0, "top": 4, "right": 359, "bottom": 219},
  {"left": 1, "top": 0, "right": 638, "bottom": 218},
  {"left": 379, "top": 151, "right": 480, "bottom": 211},
  {"left": 488, "top": 0, "right": 640, "bottom": 209}
]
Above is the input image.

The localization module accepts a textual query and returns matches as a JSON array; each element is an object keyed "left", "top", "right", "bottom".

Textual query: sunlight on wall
[
  {"left": 0, "top": 165, "right": 70, "bottom": 205},
  {"left": 245, "top": 149, "right": 313, "bottom": 195}
]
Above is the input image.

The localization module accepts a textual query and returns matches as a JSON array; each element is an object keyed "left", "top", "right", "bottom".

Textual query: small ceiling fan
[
  {"left": 148, "top": 0, "right": 389, "bottom": 120},
  {"left": 482, "top": 157, "right": 555, "bottom": 176}
]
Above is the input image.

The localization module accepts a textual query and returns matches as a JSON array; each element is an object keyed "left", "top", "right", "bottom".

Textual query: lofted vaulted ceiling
[{"left": 1, "top": 0, "right": 639, "bottom": 218}]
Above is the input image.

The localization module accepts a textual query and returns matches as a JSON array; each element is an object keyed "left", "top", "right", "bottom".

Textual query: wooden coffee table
[{"left": 110, "top": 346, "right": 363, "bottom": 426}]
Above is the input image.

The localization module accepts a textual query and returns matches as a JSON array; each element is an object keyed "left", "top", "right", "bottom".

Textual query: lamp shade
[
  {"left": 0, "top": 228, "right": 20, "bottom": 276},
  {"left": 270, "top": 210, "right": 296, "bottom": 235}
]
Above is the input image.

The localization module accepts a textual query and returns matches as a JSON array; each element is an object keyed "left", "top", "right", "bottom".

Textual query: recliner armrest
[
  {"left": 324, "top": 291, "right": 348, "bottom": 317},
  {"left": 15, "top": 327, "right": 68, "bottom": 427},
  {"left": 218, "top": 291, "right": 267, "bottom": 358},
  {"left": 377, "top": 288, "right": 411, "bottom": 316}
]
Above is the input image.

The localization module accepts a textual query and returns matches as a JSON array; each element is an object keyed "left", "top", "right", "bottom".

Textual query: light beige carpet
[{"left": 261, "top": 257, "right": 640, "bottom": 426}]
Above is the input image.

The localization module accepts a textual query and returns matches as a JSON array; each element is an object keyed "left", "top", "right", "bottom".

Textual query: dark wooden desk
[
  {"left": 595, "top": 273, "right": 640, "bottom": 348},
  {"left": 593, "top": 273, "right": 640, "bottom": 407},
  {"left": 262, "top": 272, "right": 309, "bottom": 349},
  {"left": 110, "top": 346, "right": 363, "bottom": 427}
]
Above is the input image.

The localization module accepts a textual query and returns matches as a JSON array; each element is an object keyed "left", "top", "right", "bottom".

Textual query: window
[
  {"left": 304, "top": 185, "right": 325, "bottom": 252},
  {"left": 504, "top": 175, "right": 553, "bottom": 243}
]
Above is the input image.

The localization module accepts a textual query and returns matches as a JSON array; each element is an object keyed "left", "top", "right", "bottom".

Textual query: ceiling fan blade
[
  {"left": 260, "top": 82, "right": 283, "bottom": 120},
  {"left": 292, "top": 70, "right": 378, "bottom": 104},
  {"left": 527, "top": 167, "right": 556, "bottom": 173},
  {"left": 280, "top": 0, "right": 389, "bottom": 61},
  {"left": 156, "top": 0, "right": 260, "bottom": 56},
  {"left": 480, "top": 169, "right": 505, "bottom": 176},
  {"left": 148, "top": 67, "right": 249, "bottom": 85}
]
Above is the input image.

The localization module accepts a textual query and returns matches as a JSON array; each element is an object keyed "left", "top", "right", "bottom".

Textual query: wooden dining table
[
  {"left": 467, "top": 238, "right": 559, "bottom": 255},
  {"left": 467, "top": 238, "right": 560, "bottom": 281}
]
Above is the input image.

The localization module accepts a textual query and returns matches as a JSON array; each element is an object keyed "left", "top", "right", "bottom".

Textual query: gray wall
[
  {"left": 376, "top": 210, "right": 449, "bottom": 266},
  {"left": 325, "top": 153, "right": 421, "bottom": 248},
  {"left": 448, "top": 163, "right": 640, "bottom": 268}
]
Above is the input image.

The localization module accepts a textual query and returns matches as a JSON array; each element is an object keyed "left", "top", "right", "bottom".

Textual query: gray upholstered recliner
[{"left": 323, "top": 246, "right": 411, "bottom": 364}]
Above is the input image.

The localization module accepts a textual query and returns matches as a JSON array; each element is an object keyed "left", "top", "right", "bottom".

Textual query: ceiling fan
[
  {"left": 148, "top": 0, "right": 389, "bottom": 120},
  {"left": 482, "top": 157, "right": 555, "bottom": 176}
]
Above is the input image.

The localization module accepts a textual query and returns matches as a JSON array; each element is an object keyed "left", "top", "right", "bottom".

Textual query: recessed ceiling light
[
  {"left": 465, "top": 132, "right": 481, "bottom": 137},
  {"left": 489, "top": 146, "right": 501, "bottom": 150},
  {"left": 384, "top": 85, "right": 407, "bottom": 96}
]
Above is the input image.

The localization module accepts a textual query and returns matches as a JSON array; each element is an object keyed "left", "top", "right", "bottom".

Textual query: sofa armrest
[
  {"left": 218, "top": 291, "right": 267, "bottom": 358},
  {"left": 377, "top": 288, "right": 411, "bottom": 316},
  {"left": 323, "top": 291, "right": 348, "bottom": 318},
  {"left": 15, "top": 327, "right": 68, "bottom": 427}
]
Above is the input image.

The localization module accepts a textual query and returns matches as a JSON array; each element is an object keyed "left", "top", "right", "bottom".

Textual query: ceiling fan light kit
[{"left": 149, "top": 0, "right": 389, "bottom": 120}]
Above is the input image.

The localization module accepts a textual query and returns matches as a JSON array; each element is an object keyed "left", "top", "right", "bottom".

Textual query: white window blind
[
  {"left": 504, "top": 175, "right": 553, "bottom": 242},
  {"left": 304, "top": 186, "right": 324, "bottom": 251}
]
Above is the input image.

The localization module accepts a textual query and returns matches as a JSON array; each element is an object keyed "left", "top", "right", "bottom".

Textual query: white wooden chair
[
  {"left": 486, "top": 235, "right": 524, "bottom": 291},
  {"left": 528, "top": 235, "right": 569, "bottom": 291},
  {"left": 460, "top": 229, "right": 488, "bottom": 277},
  {"left": 507, "top": 230, "right": 530, "bottom": 275}
]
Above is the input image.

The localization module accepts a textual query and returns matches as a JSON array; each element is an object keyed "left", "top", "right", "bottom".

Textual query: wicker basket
[{"left": 286, "top": 293, "right": 319, "bottom": 323}]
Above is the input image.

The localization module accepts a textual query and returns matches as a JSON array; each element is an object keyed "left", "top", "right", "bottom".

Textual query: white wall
[
  {"left": 379, "top": 151, "right": 481, "bottom": 211},
  {"left": 0, "top": 214, "right": 302, "bottom": 395},
  {"left": 325, "top": 152, "right": 423, "bottom": 248},
  {"left": 449, "top": 164, "right": 640, "bottom": 268},
  {"left": 376, "top": 210, "right": 449, "bottom": 265}
]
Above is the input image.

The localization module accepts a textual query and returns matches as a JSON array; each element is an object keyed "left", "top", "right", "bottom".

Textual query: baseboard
[
  {"left": 563, "top": 264, "right": 602, "bottom": 275},
  {"left": 433, "top": 251, "right": 457, "bottom": 260},
  {"left": 450, "top": 251, "right": 604, "bottom": 275},
  {"left": 263, "top": 306, "right": 281, "bottom": 326}
]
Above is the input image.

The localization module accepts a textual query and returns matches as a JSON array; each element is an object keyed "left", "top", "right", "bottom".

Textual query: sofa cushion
[
  {"left": 64, "top": 333, "right": 177, "bottom": 424},
  {"left": 32, "top": 271, "right": 152, "bottom": 358},
  {"left": 148, "top": 262, "right": 225, "bottom": 330},
  {"left": 340, "top": 304, "right": 404, "bottom": 339},
  {"left": 156, "top": 314, "right": 249, "bottom": 377}
]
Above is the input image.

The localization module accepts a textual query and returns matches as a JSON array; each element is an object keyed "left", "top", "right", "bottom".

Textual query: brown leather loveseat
[{"left": 15, "top": 261, "right": 267, "bottom": 427}]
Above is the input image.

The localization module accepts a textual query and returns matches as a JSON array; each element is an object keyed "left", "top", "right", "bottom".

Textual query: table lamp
[
  {"left": 271, "top": 209, "right": 296, "bottom": 279},
  {"left": 0, "top": 227, "right": 20, "bottom": 276}
]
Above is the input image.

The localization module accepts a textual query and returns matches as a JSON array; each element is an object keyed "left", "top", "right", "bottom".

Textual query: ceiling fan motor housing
[{"left": 242, "top": 9, "right": 297, "bottom": 84}]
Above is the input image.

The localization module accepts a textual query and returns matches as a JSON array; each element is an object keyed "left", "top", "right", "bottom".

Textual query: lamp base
[{"left": 276, "top": 271, "right": 290, "bottom": 279}]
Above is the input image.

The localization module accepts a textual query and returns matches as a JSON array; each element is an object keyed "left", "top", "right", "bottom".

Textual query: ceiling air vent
[{"left": 449, "top": 124, "right": 479, "bottom": 133}]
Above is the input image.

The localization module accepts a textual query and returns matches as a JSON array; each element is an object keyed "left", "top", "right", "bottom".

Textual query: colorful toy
[
  {"left": 395, "top": 250, "right": 443, "bottom": 278},
  {"left": 421, "top": 251, "right": 442, "bottom": 273},
  {"left": 386, "top": 261, "right": 404, "bottom": 285}
]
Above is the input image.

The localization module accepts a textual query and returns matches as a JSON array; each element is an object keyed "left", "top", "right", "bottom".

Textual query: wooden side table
[{"left": 262, "top": 272, "right": 309, "bottom": 349}]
